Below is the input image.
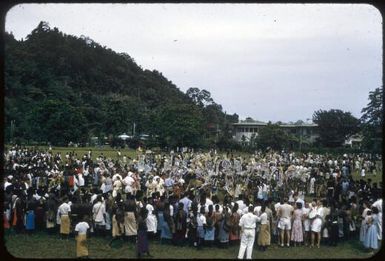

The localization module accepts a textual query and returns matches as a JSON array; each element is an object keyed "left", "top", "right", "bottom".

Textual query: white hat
[{"left": 7, "top": 175, "right": 13, "bottom": 180}]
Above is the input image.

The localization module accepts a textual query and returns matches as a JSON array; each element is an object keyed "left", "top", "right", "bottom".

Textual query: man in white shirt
[
  {"left": 74, "top": 219, "right": 90, "bottom": 258},
  {"left": 58, "top": 198, "right": 71, "bottom": 239},
  {"left": 277, "top": 198, "right": 294, "bottom": 247},
  {"left": 92, "top": 196, "right": 106, "bottom": 236},
  {"left": 238, "top": 205, "right": 259, "bottom": 259},
  {"left": 176, "top": 191, "right": 190, "bottom": 214}
]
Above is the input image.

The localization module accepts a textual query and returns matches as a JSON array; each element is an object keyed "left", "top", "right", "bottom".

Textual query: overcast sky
[{"left": 5, "top": 3, "right": 382, "bottom": 122}]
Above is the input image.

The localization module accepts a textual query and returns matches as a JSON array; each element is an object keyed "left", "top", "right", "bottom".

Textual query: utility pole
[
  {"left": 10, "top": 120, "right": 15, "bottom": 144},
  {"left": 299, "top": 124, "right": 303, "bottom": 152}
]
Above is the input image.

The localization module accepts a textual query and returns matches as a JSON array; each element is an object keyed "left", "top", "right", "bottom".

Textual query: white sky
[{"left": 5, "top": 3, "right": 382, "bottom": 122}]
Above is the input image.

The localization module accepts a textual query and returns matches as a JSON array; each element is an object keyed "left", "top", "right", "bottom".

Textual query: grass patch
[{"left": 3, "top": 231, "right": 379, "bottom": 259}]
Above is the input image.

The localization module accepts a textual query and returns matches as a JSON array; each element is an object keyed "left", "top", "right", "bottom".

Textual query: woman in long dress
[
  {"left": 229, "top": 204, "right": 240, "bottom": 245},
  {"left": 204, "top": 205, "right": 215, "bottom": 247},
  {"left": 291, "top": 202, "right": 304, "bottom": 246},
  {"left": 109, "top": 200, "right": 124, "bottom": 247},
  {"left": 218, "top": 206, "right": 230, "bottom": 248},
  {"left": 359, "top": 201, "right": 371, "bottom": 243},
  {"left": 124, "top": 194, "right": 137, "bottom": 242},
  {"left": 363, "top": 207, "right": 379, "bottom": 252},
  {"left": 137, "top": 208, "right": 152, "bottom": 258},
  {"left": 160, "top": 202, "right": 174, "bottom": 244},
  {"left": 302, "top": 203, "right": 311, "bottom": 246},
  {"left": 25, "top": 195, "right": 37, "bottom": 234},
  {"left": 173, "top": 202, "right": 187, "bottom": 246}
]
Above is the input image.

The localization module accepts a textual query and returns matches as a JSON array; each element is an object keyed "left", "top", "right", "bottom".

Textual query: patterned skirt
[
  {"left": 112, "top": 215, "right": 123, "bottom": 237},
  {"left": 291, "top": 219, "right": 303, "bottom": 242},
  {"left": 124, "top": 212, "right": 137, "bottom": 236},
  {"left": 258, "top": 224, "right": 271, "bottom": 246},
  {"left": 76, "top": 234, "right": 88, "bottom": 257},
  {"left": 60, "top": 215, "right": 70, "bottom": 234}
]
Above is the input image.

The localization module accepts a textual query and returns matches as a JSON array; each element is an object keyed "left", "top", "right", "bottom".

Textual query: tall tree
[
  {"left": 312, "top": 109, "right": 360, "bottom": 147},
  {"left": 186, "top": 87, "right": 214, "bottom": 107},
  {"left": 153, "top": 103, "right": 205, "bottom": 148},
  {"left": 256, "top": 123, "right": 290, "bottom": 151},
  {"left": 360, "top": 87, "right": 383, "bottom": 153}
]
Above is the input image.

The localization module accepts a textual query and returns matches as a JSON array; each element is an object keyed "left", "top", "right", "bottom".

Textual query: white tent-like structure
[{"left": 118, "top": 133, "right": 131, "bottom": 140}]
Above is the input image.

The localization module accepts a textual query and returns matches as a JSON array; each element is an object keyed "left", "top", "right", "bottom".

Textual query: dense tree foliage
[
  {"left": 255, "top": 123, "right": 291, "bottom": 151},
  {"left": 312, "top": 109, "right": 360, "bottom": 148},
  {"left": 360, "top": 87, "right": 383, "bottom": 153},
  {"left": 4, "top": 22, "right": 238, "bottom": 148}
]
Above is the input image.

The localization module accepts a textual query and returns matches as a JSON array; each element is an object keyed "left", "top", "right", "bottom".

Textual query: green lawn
[{"left": 3, "top": 231, "right": 380, "bottom": 259}]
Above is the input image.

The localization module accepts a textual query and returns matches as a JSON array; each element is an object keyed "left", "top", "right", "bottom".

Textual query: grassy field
[{"left": 3, "top": 231, "right": 380, "bottom": 259}]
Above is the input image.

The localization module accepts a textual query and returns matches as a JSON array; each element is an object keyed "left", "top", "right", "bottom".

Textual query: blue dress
[
  {"left": 204, "top": 227, "right": 215, "bottom": 241},
  {"left": 218, "top": 218, "right": 229, "bottom": 243},
  {"left": 161, "top": 222, "right": 172, "bottom": 239},
  {"left": 25, "top": 210, "right": 35, "bottom": 230},
  {"left": 157, "top": 211, "right": 164, "bottom": 231},
  {"left": 160, "top": 214, "right": 172, "bottom": 240},
  {"left": 364, "top": 215, "right": 379, "bottom": 250}
]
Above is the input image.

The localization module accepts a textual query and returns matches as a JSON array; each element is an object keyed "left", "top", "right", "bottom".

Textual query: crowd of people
[{"left": 3, "top": 145, "right": 382, "bottom": 258}]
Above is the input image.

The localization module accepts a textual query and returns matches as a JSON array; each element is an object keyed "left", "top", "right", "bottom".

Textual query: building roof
[{"left": 232, "top": 121, "right": 317, "bottom": 127}]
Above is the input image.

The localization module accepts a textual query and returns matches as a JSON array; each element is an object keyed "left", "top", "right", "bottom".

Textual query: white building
[{"left": 232, "top": 120, "right": 319, "bottom": 144}]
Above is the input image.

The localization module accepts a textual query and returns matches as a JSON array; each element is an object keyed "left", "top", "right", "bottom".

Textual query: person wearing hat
[{"left": 237, "top": 205, "right": 259, "bottom": 259}]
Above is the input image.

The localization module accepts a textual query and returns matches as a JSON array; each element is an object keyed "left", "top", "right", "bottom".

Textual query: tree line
[
  {"left": 4, "top": 22, "right": 238, "bottom": 149},
  {"left": 4, "top": 22, "right": 382, "bottom": 153}
]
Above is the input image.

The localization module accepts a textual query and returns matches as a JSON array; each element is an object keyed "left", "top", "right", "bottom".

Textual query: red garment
[
  {"left": 69, "top": 176, "right": 75, "bottom": 187},
  {"left": 4, "top": 213, "right": 10, "bottom": 229},
  {"left": 12, "top": 210, "right": 17, "bottom": 226}
]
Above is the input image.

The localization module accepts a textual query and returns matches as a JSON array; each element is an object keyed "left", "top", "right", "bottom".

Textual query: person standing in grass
[
  {"left": 229, "top": 203, "right": 241, "bottom": 246},
  {"left": 277, "top": 197, "right": 294, "bottom": 247},
  {"left": 173, "top": 202, "right": 187, "bottom": 246},
  {"left": 108, "top": 198, "right": 124, "bottom": 247},
  {"left": 25, "top": 192, "right": 37, "bottom": 234},
  {"left": 257, "top": 205, "right": 271, "bottom": 251},
  {"left": 290, "top": 202, "right": 303, "bottom": 246},
  {"left": 124, "top": 194, "right": 138, "bottom": 242},
  {"left": 58, "top": 197, "right": 71, "bottom": 240},
  {"left": 359, "top": 201, "right": 371, "bottom": 244},
  {"left": 204, "top": 204, "right": 216, "bottom": 247},
  {"left": 137, "top": 208, "right": 152, "bottom": 258},
  {"left": 74, "top": 215, "right": 90, "bottom": 258},
  {"left": 237, "top": 205, "right": 258, "bottom": 259},
  {"left": 92, "top": 195, "right": 106, "bottom": 237},
  {"left": 363, "top": 208, "right": 379, "bottom": 253},
  {"left": 196, "top": 206, "right": 207, "bottom": 249}
]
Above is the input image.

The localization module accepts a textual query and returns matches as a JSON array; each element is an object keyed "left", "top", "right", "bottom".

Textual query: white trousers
[{"left": 238, "top": 229, "right": 255, "bottom": 259}]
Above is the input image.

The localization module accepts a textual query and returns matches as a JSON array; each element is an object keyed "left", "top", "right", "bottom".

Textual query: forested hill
[{"left": 5, "top": 22, "right": 238, "bottom": 148}]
